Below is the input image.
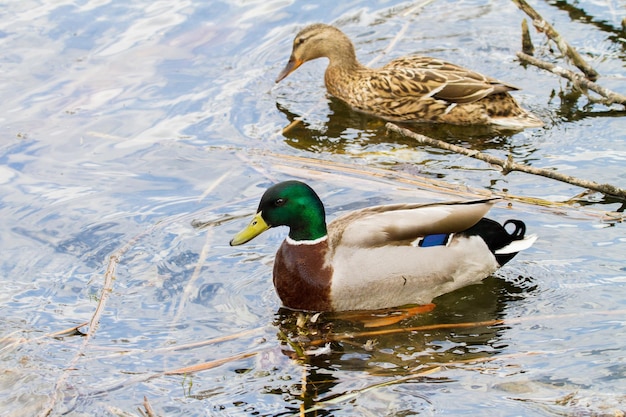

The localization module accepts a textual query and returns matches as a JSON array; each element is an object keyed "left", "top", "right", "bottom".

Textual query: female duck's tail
[{"left": 463, "top": 218, "right": 537, "bottom": 266}]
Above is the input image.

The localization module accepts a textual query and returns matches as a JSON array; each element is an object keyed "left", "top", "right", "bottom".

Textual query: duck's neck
[
  {"left": 288, "top": 221, "right": 327, "bottom": 242},
  {"left": 287, "top": 202, "right": 328, "bottom": 242},
  {"left": 325, "top": 35, "right": 364, "bottom": 71}
]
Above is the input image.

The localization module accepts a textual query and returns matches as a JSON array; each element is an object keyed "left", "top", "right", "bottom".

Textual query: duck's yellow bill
[{"left": 230, "top": 212, "right": 270, "bottom": 246}]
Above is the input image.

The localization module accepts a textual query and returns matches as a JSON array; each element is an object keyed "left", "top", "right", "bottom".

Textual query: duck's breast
[{"left": 273, "top": 238, "right": 334, "bottom": 311}]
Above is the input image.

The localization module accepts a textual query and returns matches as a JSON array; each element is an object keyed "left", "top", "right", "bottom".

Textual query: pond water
[{"left": 1, "top": 0, "right": 625, "bottom": 416}]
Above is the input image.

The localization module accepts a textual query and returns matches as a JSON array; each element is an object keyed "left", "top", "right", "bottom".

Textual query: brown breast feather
[{"left": 273, "top": 239, "right": 334, "bottom": 311}]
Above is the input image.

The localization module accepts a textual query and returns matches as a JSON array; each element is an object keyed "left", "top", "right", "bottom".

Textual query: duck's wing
[
  {"left": 375, "top": 57, "right": 519, "bottom": 104},
  {"left": 328, "top": 199, "right": 498, "bottom": 249}
]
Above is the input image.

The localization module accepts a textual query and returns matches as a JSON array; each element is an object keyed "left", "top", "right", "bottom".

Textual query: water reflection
[
  {"left": 155, "top": 250, "right": 200, "bottom": 302},
  {"left": 276, "top": 96, "right": 540, "bottom": 155},
  {"left": 548, "top": 88, "right": 626, "bottom": 123},
  {"left": 266, "top": 276, "right": 535, "bottom": 415},
  {"left": 549, "top": 0, "right": 626, "bottom": 51}
]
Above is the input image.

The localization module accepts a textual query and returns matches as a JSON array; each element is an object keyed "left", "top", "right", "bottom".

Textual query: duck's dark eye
[
  {"left": 295, "top": 37, "right": 304, "bottom": 46},
  {"left": 274, "top": 198, "right": 286, "bottom": 207}
]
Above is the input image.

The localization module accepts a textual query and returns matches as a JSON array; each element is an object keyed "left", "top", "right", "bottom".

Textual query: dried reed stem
[
  {"left": 255, "top": 150, "right": 623, "bottom": 220},
  {"left": 142, "top": 396, "right": 158, "bottom": 417},
  {"left": 38, "top": 231, "right": 148, "bottom": 417},
  {"left": 171, "top": 227, "right": 213, "bottom": 324},
  {"left": 163, "top": 351, "right": 259, "bottom": 375}
]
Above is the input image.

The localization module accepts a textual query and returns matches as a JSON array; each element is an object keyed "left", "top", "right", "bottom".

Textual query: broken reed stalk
[
  {"left": 520, "top": 18, "right": 534, "bottom": 55},
  {"left": 164, "top": 351, "right": 260, "bottom": 375},
  {"left": 511, "top": 0, "right": 599, "bottom": 80},
  {"left": 386, "top": 123, "right": 626, "bottom": 200},
  {"left": 260, "top": 150, "right": 493, "bottom": 200},
  {"left": 142, "top": 396, "right": 157, "bottom": 417},
  {"left": 517, "top": 52, "right": 626, "bottom": 106},
  {"left": 263, "top": 151, "right": 626, "bottom": 221}
]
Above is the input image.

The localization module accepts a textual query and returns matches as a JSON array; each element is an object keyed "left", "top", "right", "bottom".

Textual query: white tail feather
[{"left": 495, "top": 234, "right": 538, "bottom": 255}]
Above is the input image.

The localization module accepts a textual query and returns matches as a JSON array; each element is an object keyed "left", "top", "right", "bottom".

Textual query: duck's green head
[{"left": 230, "top": 181, "right": 328, "bottom": 246}]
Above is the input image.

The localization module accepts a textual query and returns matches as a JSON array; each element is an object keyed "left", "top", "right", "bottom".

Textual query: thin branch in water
[
  {"left": 386, "top": 123, "right": 626, "bottom": 201},
  {"left": 517, "top": 52, "right": 626, "bottom": 107},
  {"left": 511, "top": 0, "right": 599, "bottom": 80}
]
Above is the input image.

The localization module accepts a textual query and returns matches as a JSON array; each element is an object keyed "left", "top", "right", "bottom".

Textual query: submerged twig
[
  {"left": 78, "top": 327, "right": 267, "bottom": 363},
  {"left": 163, "top": 351, "right": 260, "bottom": 375},
  {"left": 314, "top": 319, "right": 506, "bottom": 345},
  {"left": 512, "top": 0, "right": 599, "bottom": 80},
  {"left": 38, "top": 230, "right": 150, "bottom": 417},
  {"left": 517, "top": 52, "right": 626, "bottom": 106},
  {"left": 78, "top": 349, "right": 268, "bottom": 398},
  {"left": 172, "top": 172, "right": 229, "bottom": 324},
  {"left": 386, "top": 123, "right": 626, "bottom": 201},
  {"left": 46, "top": 322, "right": 89, "bottom": 338}
]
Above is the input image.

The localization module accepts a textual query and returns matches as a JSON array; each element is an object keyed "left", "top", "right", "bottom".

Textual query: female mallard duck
[
  {"left": 230, "top": 181, "right": 537, "bottom": 311},
  {"left": 276, "top": 23, "right": 543, "bottom": 128}
]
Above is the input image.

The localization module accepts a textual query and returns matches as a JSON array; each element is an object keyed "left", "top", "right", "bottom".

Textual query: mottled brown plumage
[{"left": 276, "top": 23, "right": 543, "bottom": 128}]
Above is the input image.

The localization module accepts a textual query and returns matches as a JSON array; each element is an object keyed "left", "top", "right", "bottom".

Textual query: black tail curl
[
  {"left": 503, "top": 219, "right": 526, "bottom": 240},
  {"left": 461, "top": 218, "right": 528, "bottom": 266}
]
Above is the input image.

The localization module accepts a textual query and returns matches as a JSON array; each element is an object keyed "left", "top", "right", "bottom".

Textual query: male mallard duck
[
  {"left": 230, "top": 181, "right": 537, "bottom": 311},
  {"left": 276, "top": 23, "right": 543, "bottom": 128}
]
